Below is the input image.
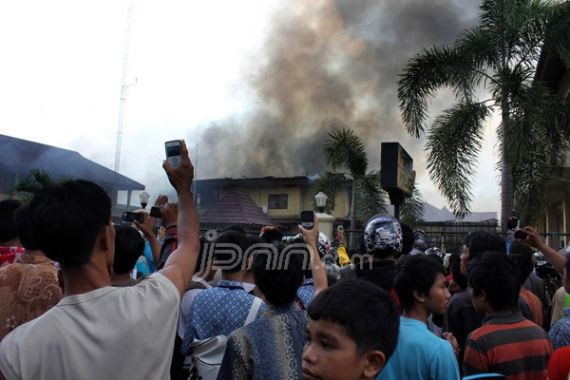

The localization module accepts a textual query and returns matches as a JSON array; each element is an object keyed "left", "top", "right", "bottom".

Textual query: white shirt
[
  {"left": 177, "top": 276, "right": 211, "bottom": 339},
  {"left": 0, "top": 272, "right": 179, "bottom": 380}
]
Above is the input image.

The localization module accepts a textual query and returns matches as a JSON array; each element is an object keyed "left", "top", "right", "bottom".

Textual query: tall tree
[{"left": 397, "top": 0, "right": 570, "bottom": 229}]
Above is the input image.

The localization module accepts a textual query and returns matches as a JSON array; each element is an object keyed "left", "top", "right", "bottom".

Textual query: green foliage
[
  {"left": 323, "top": 128, "right": 368, "bottom": 176},
  {"left": 397, "top": 0, "right": 570, "bottom": 221},
  {"left": 353, "top": 174, "right": 388, "bottom": 227},
  {"left": 400, "top": 184, "right": 426, "bottom": 228},
  {"left": 426, "top": 102, "right": 492, "bottom": 217},
  {"left": 12, "top": 169, "right": 70, "bottom": 202}
]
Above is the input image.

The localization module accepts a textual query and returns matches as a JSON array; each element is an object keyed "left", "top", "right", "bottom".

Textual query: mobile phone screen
[{"left": 166, "top": 144, "right": 181, "bottom": 157}]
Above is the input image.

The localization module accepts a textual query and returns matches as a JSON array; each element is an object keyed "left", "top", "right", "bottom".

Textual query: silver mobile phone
[{"left": 164, "top": 140, "right": 182, "bottom": 168}]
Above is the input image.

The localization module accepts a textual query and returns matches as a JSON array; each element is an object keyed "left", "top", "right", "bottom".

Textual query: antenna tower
[{"left": 114, "top": 0, "right": 135, "bottom": 173}]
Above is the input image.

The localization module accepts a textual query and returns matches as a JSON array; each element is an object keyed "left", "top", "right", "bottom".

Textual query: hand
[
  {"left": 522, "top": 226, "right": 545, "bottom": 249},
  {"left": 154, "top": 194, "right": 168, "bottom": 207},
  {"left": 134, "top": 212, "right": 156, "bottom": 238},
  {"left": 161, "top": 202, "right": 179, "bottom": 228},
  {"left": 442, "top": 332, "right": 459, "bottom": 357},
  {"left": 336, "top": 229, "right": 345, "bottom": 245},
  {"left": 298, "top": 215, "right": 319, "bottom": 247},
  {"left": 162, "top": 140, "right": 194, "bottom": 192}
]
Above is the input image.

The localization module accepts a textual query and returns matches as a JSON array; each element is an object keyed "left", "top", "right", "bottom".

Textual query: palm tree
[
  {"left": 397, "top": 0, "right": 570, "bottom": 228},
  {"left": 323, "top": 128, "right": 368, "bottom": 233}
]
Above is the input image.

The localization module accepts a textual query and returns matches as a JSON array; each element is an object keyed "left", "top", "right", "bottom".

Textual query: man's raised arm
[{"left": 159, "top": 140, "right": 200, "bottom": 296}]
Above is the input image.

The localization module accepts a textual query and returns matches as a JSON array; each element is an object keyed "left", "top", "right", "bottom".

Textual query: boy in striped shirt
[{"left": 463, "top": 251, "right": 551, "bottom": 379}]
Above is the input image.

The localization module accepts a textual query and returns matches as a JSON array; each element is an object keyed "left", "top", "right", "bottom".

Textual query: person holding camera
[{"left": 0, "top": 140, "right": 200, "bottom": 380}]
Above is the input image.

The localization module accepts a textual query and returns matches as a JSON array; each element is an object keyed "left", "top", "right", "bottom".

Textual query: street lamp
[
  {"left": 315, "top": 192, "right": 328, "bottom": 213},
  {"left": 139, "top": 191, "right": 150, "bottom": 209}
]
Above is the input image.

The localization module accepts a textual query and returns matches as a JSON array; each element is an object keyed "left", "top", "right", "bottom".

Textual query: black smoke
[{"left": 195, "top": 0, "right": 480, "bottom": 178}]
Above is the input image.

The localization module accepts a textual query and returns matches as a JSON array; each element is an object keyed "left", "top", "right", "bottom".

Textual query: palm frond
[
  {"left": 400, "top": 184, "right": 425, "bottom": 228},
  {"left": 397, "top": 45, "right": 484, "bottom": 137},
  {"left": 323, "top": 128, "right": 368, "bottom": 176},
  {"left": 354, "top": 174, "right": 387, "bottom": 225},
  {"left": 426, "top": 101, "right": 491, "bottom": 217}
]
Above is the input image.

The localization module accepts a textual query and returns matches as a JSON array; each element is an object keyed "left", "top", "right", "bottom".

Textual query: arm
[
  {"left": 134, "top": 215, "right": 161, "bottom": 269},
  {"left": 299, "top": 216, "right": 328, "bottom": 295},
  {"left": 158, "top": 141, "right": 200, "bottom": 296},
  {"left": 336, "top": 229, "right": 352, "bottom": 267},
  {"left": 157, "top": 204, "right": 179, "bottom": 269},
  {"left": 523, "top": 226, "right": 566, "bottom": 274}
]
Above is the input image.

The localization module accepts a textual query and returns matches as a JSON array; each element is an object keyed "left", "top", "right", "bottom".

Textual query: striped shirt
[{"left": 463, "top": 313, "right": 552, "bottom": 380}]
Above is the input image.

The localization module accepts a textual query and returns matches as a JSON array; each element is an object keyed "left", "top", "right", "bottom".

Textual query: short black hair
[
  {"left": 308, "top": 278, "right": 399, "bottom": 358},
  {"left": 253, "top": 242, "right": 305, "bottom": 308},
  {"left": 400, "top": 223, "right": 415, "bottom": 256},
  {"left": 449, "top": 252, "right": 467, "bottom": 290},
  {"left": 213, "top": 230, "right": 250, "bottom": 273},
  {"left": 394, "top": 254, "right": 445, "bottom": 312},
  {"left": 113, "top": 225, "right": 144, "bottom": 275},
  {"left": 28, "top": 180, "right": 112, "bottom": 267},
  {"left": 509, "top": 241, "right": 535, "bottom": 285},
  {"left": 465, "top": 231, "right": 506, "bottom": 261},
  {"left": 467, "top": 251, "right": 519, "bottom": 312},
  {"left": 223, "top": 224, "right": 246, "bottom": 234},
  {"left": 13, "top": 204, "right": 40, "bottom": 251},
  {"left": 0, "top": 199, "right": 23, "bottom": 243}
]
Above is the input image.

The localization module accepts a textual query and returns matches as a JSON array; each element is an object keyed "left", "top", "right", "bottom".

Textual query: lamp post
[
  {"left": 139, "top": 191, "right": 150, "bottom": 209},
  {"left": 315, "top": 192, "right": 328, "bottom": 213}
]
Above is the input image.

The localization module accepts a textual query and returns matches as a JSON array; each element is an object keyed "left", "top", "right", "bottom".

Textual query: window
[{"left": 268, "top": 194, "right": 288, "bottom": 209}]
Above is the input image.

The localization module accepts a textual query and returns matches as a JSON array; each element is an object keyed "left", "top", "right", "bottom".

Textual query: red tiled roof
[{"left": 200, "top": 190, "right": 272, "bottom": 226}]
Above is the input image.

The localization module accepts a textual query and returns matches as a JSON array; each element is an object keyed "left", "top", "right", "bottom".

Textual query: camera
[
  {"left": 122, "top": 211, "right": 145, "bottom": 224},
  {"left": 150, "top": 206, "right": 162, "bottom": 218}
]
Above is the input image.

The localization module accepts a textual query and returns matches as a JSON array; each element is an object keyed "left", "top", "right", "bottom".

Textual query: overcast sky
[{"left": 0, "top": 0, "right": 502, "bottom": 215}]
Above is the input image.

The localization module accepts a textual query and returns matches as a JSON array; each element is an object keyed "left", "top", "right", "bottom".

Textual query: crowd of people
[{"left": 0, "top": 140, "right": 569, "bottom": 380}]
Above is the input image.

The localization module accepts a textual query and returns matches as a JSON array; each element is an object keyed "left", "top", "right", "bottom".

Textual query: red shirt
[{"left": 0, "top": 246, "right": 25, "bottom": 267}]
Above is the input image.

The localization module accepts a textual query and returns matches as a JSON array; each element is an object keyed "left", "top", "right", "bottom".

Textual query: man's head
[
  {"left": 460, "top": 231, "right": 505, "bottom": 274},
  {"left": 113, "top": 225, "right": 144, "bottom": 276},
  {"left": 252, "top": 242, "right": 305, "bottom": 308},
  {"left": 394, "top": 254, "right": 450, "bottom": 315},
  {"left": 13, "top": 204, "right": 40, "bottom": 251},
  {"left": 28, "top": 180, "right": 112, "bottom": 267},
  {"left": 362, "top": 214, "right": 403, "bottom": 259},
  {"left": 509, "top": 241, "right": 535, "bottom": 285},
  {"left": 303, "top": 278, "right": 399, "bottom": 380},
  {"left": 412, "top": 229, "right": 426, "bottom": 251},
  {"left": 467, "top": 251, "right": 519, "bottom": 314},
  {"left": 213, "top": 230, "right": 249, "bottom": 273},
  {"left": 0, "top": 199, "right": 23, "bottom": 245}
]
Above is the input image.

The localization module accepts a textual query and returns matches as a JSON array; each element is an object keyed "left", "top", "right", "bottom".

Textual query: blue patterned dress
[{"left": 217, "top": 303, "right": 308, "bottom": 380}]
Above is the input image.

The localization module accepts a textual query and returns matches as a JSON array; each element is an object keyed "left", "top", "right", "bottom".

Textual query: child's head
[{"left": 303, "top": 279, "right": 399, "bottom": 380}]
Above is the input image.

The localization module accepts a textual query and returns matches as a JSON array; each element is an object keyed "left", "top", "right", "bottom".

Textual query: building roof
[
  {"left": 196, "top": 176, "right": 313, "bottom": 188},
  {"left": 421, "top": 202, "right": 497, "bottom": 222},
  {"left": 200, "top": 189, "right": 272, "bottom": 226},
  {"left": 0, "top": 134, "right": 144, "bottom": 192}
]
